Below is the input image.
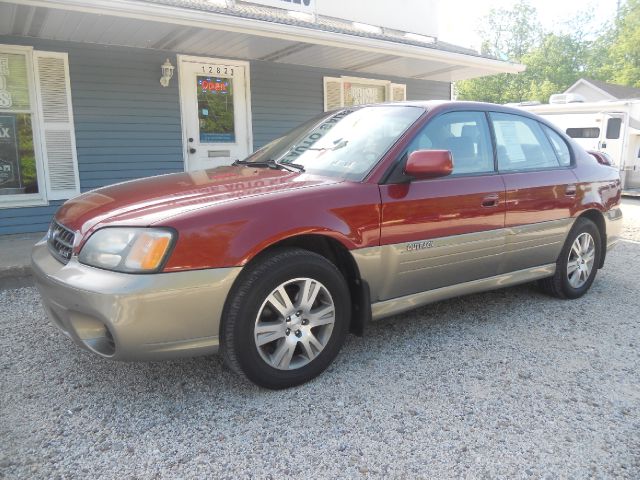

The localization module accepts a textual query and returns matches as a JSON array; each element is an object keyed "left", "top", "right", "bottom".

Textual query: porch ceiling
[{"left": 0, "top": 1, "right": 524, "bottom": 82}]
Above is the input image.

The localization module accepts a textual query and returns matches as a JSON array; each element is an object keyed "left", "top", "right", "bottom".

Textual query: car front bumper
[{"left": 31, "top": 239, "right": 241, "bottom": 361}]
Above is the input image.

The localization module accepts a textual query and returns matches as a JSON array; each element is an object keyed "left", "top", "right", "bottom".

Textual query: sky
[{"left": 437, "top": 0, "right": 621, "bottom": 51}]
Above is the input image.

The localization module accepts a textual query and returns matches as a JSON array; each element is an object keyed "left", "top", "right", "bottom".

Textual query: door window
[
  {"left": 490, "top": 113, "right": 560, "bottom": 171},
  {"left": 0, "top": 51, "right": 39, "bottom": 196},
  {"left": 197, "top": 75, "right": 235, "bottom": 143},
  {"left": 407, "top": 111, "right": 494, "bottom": 175},
  {"left": 541, "top": 124, "right": 572, "bottom": 167},
  {"left": 606, "top": 118, "right": 622, "bottom": 139}
]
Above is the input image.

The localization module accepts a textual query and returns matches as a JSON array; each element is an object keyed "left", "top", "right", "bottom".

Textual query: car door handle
[
  {"left": 565, "top": 184, "right": 577, "bottom": 196},
  {"left": 481, "top": 193, "right": 500, "bottom": 208}
]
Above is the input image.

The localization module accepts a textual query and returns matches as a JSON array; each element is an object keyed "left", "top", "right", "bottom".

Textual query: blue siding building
[{"left": 0, "top": 0, "right": 521, "bottom": 235}]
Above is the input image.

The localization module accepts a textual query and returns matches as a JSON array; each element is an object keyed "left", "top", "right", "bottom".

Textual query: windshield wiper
[{"left": 234, "top": 158, "right": 305, "bottom": 173}]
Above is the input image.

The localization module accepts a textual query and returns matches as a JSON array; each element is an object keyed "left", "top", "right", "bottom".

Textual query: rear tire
[
  {"left": 220, "top": 248, "right": 350, "bottom": 389},
  {"left": 538, "top": 217, "right": 601, "bottom": 299}
]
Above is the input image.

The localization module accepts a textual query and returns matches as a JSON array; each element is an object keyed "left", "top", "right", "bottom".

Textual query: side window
[
  {"left": 407, "top": 111, "right": 494, "bottom": 175},
  {"left": 566, "top": 127, "right": 599, "bottom": 138},
  {"left": 490, "top": 113, "right": 560, "bottom": 171},
  {"left": 606, "top": 118, "right": 622, "bottom": 139},
  {"left": 542, "top": 124, "right": 572, "bottom": 167}
]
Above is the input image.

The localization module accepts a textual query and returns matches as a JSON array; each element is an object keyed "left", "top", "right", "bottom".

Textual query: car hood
[{"left": 55, "top": 166, "right": 341, "bottom": 236}]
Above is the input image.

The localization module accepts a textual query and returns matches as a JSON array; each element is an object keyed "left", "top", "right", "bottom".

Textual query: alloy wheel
[
  {"left": 567, "top": 232, "right": 596, "bottom": 289},
  {"left": 254, "top": 277, "right": 335, "bottom": 370}
]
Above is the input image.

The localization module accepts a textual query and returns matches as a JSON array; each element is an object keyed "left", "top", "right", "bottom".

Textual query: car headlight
[{"left": 79, "top": 228, "right": 175, "bottom": 273}]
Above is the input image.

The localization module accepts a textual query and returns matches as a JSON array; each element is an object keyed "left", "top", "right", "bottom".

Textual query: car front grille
[{"left": 47, "top": 220, "right": 76, "bottom": 264}]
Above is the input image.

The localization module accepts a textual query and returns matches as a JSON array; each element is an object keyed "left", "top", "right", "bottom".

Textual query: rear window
[
  {"left": 542, "top": 125, "right": 572, "bottom": 167},
  {"left": 566, "top": 127, "right": 600, "bottom": 138},
  {"left": 490, "top": 113, "right": 560, "bottom": 171}
]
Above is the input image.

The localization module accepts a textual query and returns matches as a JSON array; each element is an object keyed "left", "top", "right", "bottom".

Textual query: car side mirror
[{"left": 404, "top": 150, "right": 453, "bottom": 180}]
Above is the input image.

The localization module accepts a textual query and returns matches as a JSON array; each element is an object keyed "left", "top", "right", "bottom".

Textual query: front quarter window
[{"left": 245, "top": 106, "right": 424, "bottom": 181}]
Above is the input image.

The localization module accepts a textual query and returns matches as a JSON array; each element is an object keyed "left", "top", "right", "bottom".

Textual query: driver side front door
[{"left": 376, "top": 111, "right": 506, "bottom": 301}]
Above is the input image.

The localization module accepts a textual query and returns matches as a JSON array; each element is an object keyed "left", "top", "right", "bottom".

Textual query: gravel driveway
[{"left": 2, "top": 199, "right": 639, "bottom": 479}]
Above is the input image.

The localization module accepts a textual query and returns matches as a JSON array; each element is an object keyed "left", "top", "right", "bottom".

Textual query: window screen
[
  {"left": 566, "top": 127, "right": 600, "bottom": 138},
  {"left": 407, "top": 111, "right": 494, "bottom": 175},
  {"left": 542, "top": 125, "right": 571, "bottom": 166},
  {"left": 606, "top": 118, "right": 622, "bottom": 139},
  {"left": 490, "top": 113, "right": 560, "bottom": 171}
]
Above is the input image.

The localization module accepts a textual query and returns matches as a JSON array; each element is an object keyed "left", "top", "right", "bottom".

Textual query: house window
[
  {"left": 0, "top": 49, "right": 41, "bottom": 200},
  {"left": 0, "top": 45, "right": 79, "bottom": 208},
  {"left": 323, "top": 76, "right": 406, "bottom": 111}
]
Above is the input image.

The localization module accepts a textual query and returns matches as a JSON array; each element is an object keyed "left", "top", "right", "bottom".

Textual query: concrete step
[{"left": 0, "top": 232, "right": 44, "bottom": 289}]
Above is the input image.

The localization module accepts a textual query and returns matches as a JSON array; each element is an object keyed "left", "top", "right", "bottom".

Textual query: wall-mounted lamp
[{"left": 160, "top": 58, "right": 175, "bottom": 87}]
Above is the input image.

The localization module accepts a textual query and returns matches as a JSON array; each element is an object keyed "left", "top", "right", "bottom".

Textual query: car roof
[
  {"left": 372, "top": 100, "right": 539, "bottom": 114},
  {"left": 362, "top": 100, "right": 562, "bottom": 130},
  {"left": 358, "top": 100, "right": 543, "bottom": 116},
  {"left": 336, "top": 101, "right": 567, "bottom": 140}
]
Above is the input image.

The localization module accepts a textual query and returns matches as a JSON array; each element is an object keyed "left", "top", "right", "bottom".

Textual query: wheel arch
[
  {"left": 238, "top": 233, "right": 371, "bottom": 336},
  {"left": 576, "top": 209, "right": 607, "bottom": 268}
]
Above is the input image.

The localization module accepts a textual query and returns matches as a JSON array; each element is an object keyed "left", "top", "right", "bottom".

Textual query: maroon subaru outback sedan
[{"left": 32, "top": 101, "right": 623, "bottom": 388}]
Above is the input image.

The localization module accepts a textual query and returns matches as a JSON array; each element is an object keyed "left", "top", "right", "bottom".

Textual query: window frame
[
  {"left": 487, "top": 111, "right": 575, "bottom": 174},
  {"left": 383, "top": 109, "right": 578, "bottom": 185},
  {"left": 0, "top": 43, "right": 48, "bottom": 209}
]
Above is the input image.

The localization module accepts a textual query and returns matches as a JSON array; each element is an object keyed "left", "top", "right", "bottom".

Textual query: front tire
[
  {"left": 221, "top": 248, "right": 351, "bottom": 389},
  {"left": 539, "top": 217, "right": 602, "bottom": 299}
]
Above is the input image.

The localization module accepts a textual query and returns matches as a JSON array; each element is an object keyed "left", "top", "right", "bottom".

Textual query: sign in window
[
  {"left": 344, "top": 82, "right": 386, "bottom": 106},
  {"left": 0, "top": 52, "right": 38, "bottom": 195},
  {"left": 197, "top": 76, "right": 235, "bottom": 143}
]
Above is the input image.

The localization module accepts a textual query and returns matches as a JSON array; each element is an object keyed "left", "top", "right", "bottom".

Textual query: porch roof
[{"left": 1, "top": 0, "right": 525, "bottom": 81}]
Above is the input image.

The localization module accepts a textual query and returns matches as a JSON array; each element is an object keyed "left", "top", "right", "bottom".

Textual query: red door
[
  {"left": 489, "top": 112, "right": 579, "bottom": 274},
  {"left": 377, "top": 111, "right": 506, "bottom": 301}
]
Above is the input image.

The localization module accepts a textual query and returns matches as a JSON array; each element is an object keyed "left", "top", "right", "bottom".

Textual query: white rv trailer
[{"left": 516, "top": 98, "right": 640, "bottom": 191}]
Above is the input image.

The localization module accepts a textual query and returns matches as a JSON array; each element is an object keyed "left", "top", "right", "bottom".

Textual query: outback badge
[{"left": 406, "top": 240, "right": 433, "bottom": 252}]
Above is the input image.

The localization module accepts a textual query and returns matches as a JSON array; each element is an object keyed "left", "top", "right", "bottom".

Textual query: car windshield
[{"left": 242, "top": 105, "right": 424, "bottom": 181}]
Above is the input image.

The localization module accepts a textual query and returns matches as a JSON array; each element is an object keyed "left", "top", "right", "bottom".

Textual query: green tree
[
  {"left": 602, "top": 0, "right": 640, "bottom": 87},
  {"left": 477, "top": 0, "right": 541, "bottom": 61},
  {"left": 456, "top": 0, "right": 542, "bottom": 103},
  {"left": 456, "top": 0, "right": 615, "bottom": 104},
  {"left": 521, "top": 33, "right": 592, "bottom": 102}
]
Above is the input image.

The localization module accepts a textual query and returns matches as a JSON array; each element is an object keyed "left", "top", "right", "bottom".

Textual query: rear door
[
  {"left": 489, "top": 112, "right": 579, "bottom": 274},
  {"left": 377, "top": 111, "right": 506, "bottom": 301}
]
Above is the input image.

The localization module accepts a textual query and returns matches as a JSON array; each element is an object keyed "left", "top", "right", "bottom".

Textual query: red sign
[{"left": 200, "top": 78, "right": 228, "bottom": 93}]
